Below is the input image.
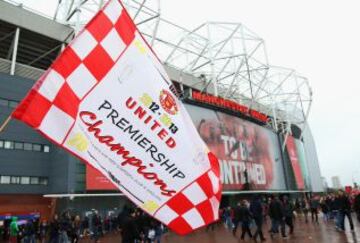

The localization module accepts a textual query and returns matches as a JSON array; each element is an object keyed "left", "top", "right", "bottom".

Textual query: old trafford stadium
[{"left": 1, "top": 0, "right": 359, "bottom": 243}]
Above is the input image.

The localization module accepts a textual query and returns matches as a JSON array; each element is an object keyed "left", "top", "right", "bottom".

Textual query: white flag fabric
[{"left": 12, "top": 0, "right": 221, "bottom": 235}]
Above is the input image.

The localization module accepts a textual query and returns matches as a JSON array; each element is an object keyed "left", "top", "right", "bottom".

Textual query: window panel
[
  {"left": 33, "top": 144, "right": 41, "bottom": 152},
  {"left": 11, "top": 176, "right": 20, "bottom": 184},
  {"left": 39, "top": 177, "right": 48, "bottom": 185},
  {"left": 24, "top": 143, "right": 32, "bottom": 151},
  {"left": 14, "top": 142, "right": 24, "bottom": 150},
  {"left": 0, "top": 176, "right": 10, "bottom": 184},
  {"left": 1, "top": 140, "right": 50, "bottom": 153},
  {"left": 4, "top": 141, "right": 14, "bottom": 149},
  {"left": 43, "top": 145, "right": 50, "bottom": 153},
  {"left": 30, "top": 177, "right": 39, "bottom": 185},
  {"left": 20, "top": 176, "right": 30, "bottom": 185}
]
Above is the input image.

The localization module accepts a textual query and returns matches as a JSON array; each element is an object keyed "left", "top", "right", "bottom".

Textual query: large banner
[
  {"left": 87, "top": 104, "right": 287, "bottom": 191},
  {"left": 86, "top": 165, "right": 117, "bottom": 190},
  {"left": 185, "top": 104, "right": 286, "bottom": 191},
  {"left": 286, "top": 136, "right": 305, "bottom": 190},
  {"left": 11, "top": 0, "right": 221, "bottom": 235}
]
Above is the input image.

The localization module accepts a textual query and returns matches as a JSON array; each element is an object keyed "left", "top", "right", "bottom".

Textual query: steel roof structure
[{"left": 1, "top": 0, "right": 313, "bottom": 143}]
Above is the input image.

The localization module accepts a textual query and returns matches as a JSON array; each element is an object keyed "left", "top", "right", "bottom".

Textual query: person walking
[
  {"left": 281, "top": 196, "right": 294, "bottom": 237},
  {"left": 310, "top": 196, "right": 319, "bottom": 223},
  {"left": 338, "top": 190, "right": 354, "bottom": 231},
  {"left": 121, "top": 208, "right": 140, "bottom": 243},
  {"left": 92, "top": 211, "right": 102, "bottom": 243},
  {"left": 232, "top": 203, "right": 242, "bottom": 236},
  {"left": 268, "top": 196, "right": 283, "bottom": 237},
  {"left": 320, "top": 197, "right": 330, "bottom": 222},
  {"left": 250, "top": 196, "right": 266, "bottom": 241},
  {"left": 238, "top": 200, "right": 253, "bottom": 240},
  {"left": 59, "top": 212, "right": 71, "bottom": 243},
  {"left": 224, "top": 206, "right": 234, "bottom": 230},
  {"left": 49, "top": 214, "right": 60, "bottom": 243},
  {"left": 333, "top": 194, "right": 343, "bottom": 230},
  {"left": 23, "top": 219, "right": 36, "bottom": 243},
  {"left": 72, "top": 215, "right": 81, "bottom": 243},
  {"left": 299, "top": 197, "right": 309, "bottom": 223},
  {"left": 39, "top": 220, "right": 48, "bottom": 243},
  {"left": 9, "top": 217, "right": 19, "bottom": 243}
]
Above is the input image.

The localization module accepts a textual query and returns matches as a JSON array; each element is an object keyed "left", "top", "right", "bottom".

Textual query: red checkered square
[
  {"left": 208, "top": 152, "right": 220, "bottom": 177},
  {"left": 114, "top": 10, "right": 136, "bottom": 45},
  {"left": 53, "top": 83, "right": 80, "bottom": 119},
  {"left": 52, "top": 47, "right": 81, "bottom": 79},
  {"left": 182, "top": 182, "right": 207, "bottom": 206},
  {"left": 196, "top": 173, "right": 213, "bottom": 198},
  {"left": 87, "top": 11, "right": 113, "bottom": 42},
  {"left": 166, "top": 193, "right": 194, "bottom": 215},
  {"left": 103, "top": 0, "right": 123, "bottom": 24},
  {"left": 12, "top": 90, "right": 52, "bottom": 128},
  {"left": 215, "top": 190, "right": 222, "bottom": 201},
  {"left": 168, "top": 217, "right": 192, "bottom": 236},
  {"left": 39, "top": 105, "right": 74, "bottom": 144},
  {"left": 182, "top": 208, "right": 205, "bottom": 229},
  {"left": 83, "top": 45, "right": 114, "bottom": 81},
  {"left": 196, "top": 200, "right": 214, "bottom": 224}
]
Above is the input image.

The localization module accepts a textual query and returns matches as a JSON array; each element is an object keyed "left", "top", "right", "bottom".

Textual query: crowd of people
[
  {"left": 218, "top": 190, "right": 360, "bottom": 241},
  {"left": 1, "top": 190, "right": 360, "bottom": 243},
  {"left": 2, "top": 206, "right": 164, "bottom": 243}
]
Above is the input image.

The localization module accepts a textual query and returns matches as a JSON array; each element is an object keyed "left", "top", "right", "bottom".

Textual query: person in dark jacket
[
  {"left": 281, "top": 196, "right": 294, "bottom": 237},
  {"left": 338, "top": 190, "right": 354, "bottom": 231},
  {"left": 333, "top": 194, "right": 343, "bottom": 229},
  {"left": 92, "top": 211, "right": 102, "bottom": 242},
  {"left": 59, "top": 212, "right": 71, "bottom": 243},
  {"left": 320, "top": 197, "right": 329, "bottom": 222},
  {"left": 299, "top": 197, "right": 309, "bottom": 223},
  {"left": 232, "top": 202, "right": 242, "bottom": 236},
  {"left": 238, "top": 200, "right": 253, "bottom": 240},
  {"left": 250, "top": 196, "right": 266, "bottom": 241},
  {"left": 268, "top": 196, "right": 283, "bottom": 236},
  {"left": 121, "top": 208, "right": 140, "bottom": 243},
  {"left": 23, "top": 219, "right": 36, "bottom": 243},
  {"left": 354, "top": 193, "right": 360, "bottom": 223},
  {"left": 49, "top": 214, "right": 60, "bottom": 243},
  {"left": 310, "top": 196, "right": 319, "bottom": 223}
]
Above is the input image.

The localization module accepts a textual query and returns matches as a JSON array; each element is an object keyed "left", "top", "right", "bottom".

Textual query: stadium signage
[{"left": 191, "top": 90, "right": 268, "bottom": 123}]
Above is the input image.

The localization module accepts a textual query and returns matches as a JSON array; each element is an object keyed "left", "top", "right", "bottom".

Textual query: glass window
[
  {"left": 39, "top": 177, "right": 48, "bottom": 185},
  {"left": 8, "top": 101, "right": 18, "bottom": 108},
  {"left": 24, "top": 143, "right": 32, "bottom": 151},
  {"left": 20, "top": 176, "right": 30, "bottom": 184},
  {"left": 33, "top": 144, "right": 41, "bottom": 152},
  {"left": 0, "top": 98, "right": 8, "bottom": 107},
  {"left": 4, "top": 141, "right": 14, "bottom": 149},
  {"left": 0, "top": 140, "right": 3, "bottom": 148},
  {"left": 14, "top": 142, "right": 24, "bottom": 150},
  {"left": 43, "top": 145, "right": 50, "bottom": 153},
  {"left": 11, "top": 176, "right": 20, "bottom": 184},
  {"left": 0, "top": 176, "right": 10, "bottom": 184},
  {"left": 30, "top": 177, "right": 39, "bottom": 185}
]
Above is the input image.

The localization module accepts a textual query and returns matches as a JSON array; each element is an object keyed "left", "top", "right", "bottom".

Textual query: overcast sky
[{"left": 17, "top": 0, "right": 360, "bottom": 187}]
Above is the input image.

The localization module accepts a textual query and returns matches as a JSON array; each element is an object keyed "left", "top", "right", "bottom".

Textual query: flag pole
[{"left": 0, "top": 115, "right": 11, "bottom": 133}]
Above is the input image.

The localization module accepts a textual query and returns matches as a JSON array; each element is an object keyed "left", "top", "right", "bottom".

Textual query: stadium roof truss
[{"left": 2, "top": 0, "right": 313, "bottom": 143}]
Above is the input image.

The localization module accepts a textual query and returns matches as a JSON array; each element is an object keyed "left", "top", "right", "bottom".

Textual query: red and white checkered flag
[{"left": 12, "top": 0, "right": 221, "bottom": 235}]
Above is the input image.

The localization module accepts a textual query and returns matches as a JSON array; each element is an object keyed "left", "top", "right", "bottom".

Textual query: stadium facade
[{"left": 0, "top": 0, "right": 323, "bottom": 221}]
